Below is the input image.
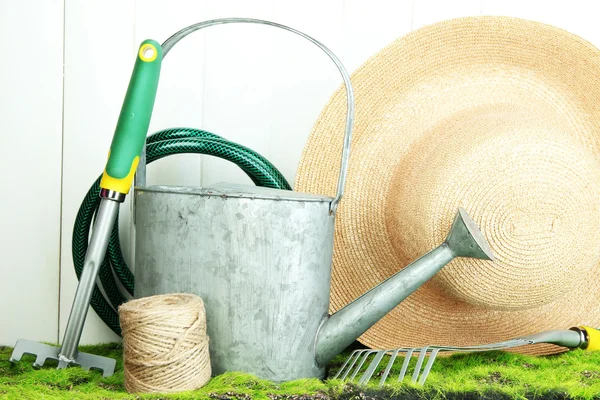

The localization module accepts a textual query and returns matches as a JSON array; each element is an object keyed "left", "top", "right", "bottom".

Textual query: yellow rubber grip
[
  {"left": 99, "top": 155, "right": 140, "bottom": 194},
  {"left": 582, "top": 326, "right": 600, "bottom": 351}
]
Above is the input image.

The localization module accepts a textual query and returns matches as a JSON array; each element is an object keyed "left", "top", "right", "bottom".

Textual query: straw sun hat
[{"left": 295, "top": 16, "right": 600, "bottom": 355}]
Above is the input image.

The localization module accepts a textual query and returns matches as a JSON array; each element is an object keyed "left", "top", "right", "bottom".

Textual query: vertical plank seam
[
  {"left": 411, "top": 0, "right": 415, "bottom": 31},
  {"left": 268, "top": 0, "right": 274, "bottom": 177},
  {"left": 129, "top": 0, "right": 138, "bottom": 291},
  {"left": 57, "top": 0, "right": 67, "bottom": 345},
  {"left": 200, "top": 27, "right": 208, "bottom": 186},
  {"left": 132, "top": 0, "right": 138, "bottom": 54}
]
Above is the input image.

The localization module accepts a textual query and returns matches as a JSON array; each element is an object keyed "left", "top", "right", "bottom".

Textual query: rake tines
[
  {"left": 333, "top": 347, "right": 427, "bottom": 386},
  {"left": 333, "top": 338, "right": 534, "bottom": 387}
]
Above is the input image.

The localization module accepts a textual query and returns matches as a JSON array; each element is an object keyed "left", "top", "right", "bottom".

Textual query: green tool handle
[{"left": 99, "top": 39, "right": 162, "bottom": 194}]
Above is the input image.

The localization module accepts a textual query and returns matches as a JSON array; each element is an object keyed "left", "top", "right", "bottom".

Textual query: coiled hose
[{"left": 72, "top": 127, "right": 291, "bottom": 335}]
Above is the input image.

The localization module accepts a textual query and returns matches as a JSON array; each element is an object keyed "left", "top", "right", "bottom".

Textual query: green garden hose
[{"left": 72, "top": 127, "right": 292, "bottom": 335}]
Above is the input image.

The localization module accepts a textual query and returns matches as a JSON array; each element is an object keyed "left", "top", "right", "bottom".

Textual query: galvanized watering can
[{"left": 133, "top": 18, "right": 495, "bottom": 382}]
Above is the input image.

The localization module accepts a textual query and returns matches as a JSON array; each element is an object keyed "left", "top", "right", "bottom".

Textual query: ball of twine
[{"left": 118, "top": 293, "right": 211, "bottom": 394}]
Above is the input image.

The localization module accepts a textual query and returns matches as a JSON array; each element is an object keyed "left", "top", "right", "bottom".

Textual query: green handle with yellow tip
[{"left": 100, "top": 39, "right": 163, "bottom": 194}]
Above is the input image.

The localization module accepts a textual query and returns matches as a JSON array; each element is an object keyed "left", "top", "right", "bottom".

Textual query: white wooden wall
[{"left": 2, "top": 0, "right": 600, "bottom": 346}]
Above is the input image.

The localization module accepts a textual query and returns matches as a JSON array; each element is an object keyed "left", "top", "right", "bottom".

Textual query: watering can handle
[{"left": 137, "top": 17, "right": 354, "bottom": 213}]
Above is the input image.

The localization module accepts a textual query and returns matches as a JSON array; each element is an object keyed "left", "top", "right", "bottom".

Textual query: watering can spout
[{"left": 314, "top": 207, "right": 495, "bottom": 366}]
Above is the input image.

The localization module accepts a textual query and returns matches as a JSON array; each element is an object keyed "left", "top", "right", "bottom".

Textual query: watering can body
[
  {"left": 132, "top": 18, "right": 357, "bottom": 381},
  {"left": 134, "top": 183, "right": 336, "bottom": 381},
  {"left": 131, "top": 18, "right": 495, "bottom": 382},
  {"left": 133, "top": 184, "right": 495, "bottom": 382}
]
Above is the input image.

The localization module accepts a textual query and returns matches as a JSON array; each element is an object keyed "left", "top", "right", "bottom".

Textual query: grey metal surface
[
  {"left": 446, "top": 207, "right": 495, "bottom": 260},
  {"left": 135, "top": 17, "right": 354, "bottom": 214},
  {"left": 134, "top": 186, "right": 335, "bottom": 382},
  {"left": 9, "top": 339, "right": 116, "bottom": 377},
  {"left": 67, "top": 349, "right": 117, "bottom": 377},
  {"left": 314, "top": 207, "right": 495, "bottom": 366},
  {"left": 140, "top": 183, "right": 333, "bottom": 202},
  {"left": 572, "top": 327, "right": 588, "bottom": 349},
  {"left": 134, "top": 192, "right": 495, "bottom": 382},
  {"left": 135, "top": 142, "right": 146, "bottom": 188},
  {"left": 59, "top": 198, "right": 120, "bottom": 362},
  {"left": 517, "top": 329, "right": 584, "bottom": 348},
  {"left": 315, "top": 244, "right": 454, "bottom": 366},
  {"left": 100, "top": 188, "right": 126, "bottom": 202}
]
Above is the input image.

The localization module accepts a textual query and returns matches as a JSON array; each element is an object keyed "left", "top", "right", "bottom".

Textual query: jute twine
[
  {"left": 295, "top": 16, "right": 600, "bottom": 355},
  {"left": 119, "top": 294, "right": 211, "bottom": 393}
]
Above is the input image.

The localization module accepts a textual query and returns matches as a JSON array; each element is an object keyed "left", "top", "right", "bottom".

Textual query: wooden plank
[
  {"left": 134, "top": 0, "right": 206, "bottom": 189},
  {"left": 413, "top": 0, "right": 481, "bottom": 30},
  {"left": 270, "top": 0, "right": 345, "bottom": 188},
  {"left": 341, "top": 0, "right": 412, "bottom": 72},
  {"left": 481, "top": 0, "right": 600, "bottom": 47},
  {"left": 0, "top": 0, "right": 64, "bottom": 346},
  {"left": 200, "top": 0, "right": 278, "bottom": 187}
]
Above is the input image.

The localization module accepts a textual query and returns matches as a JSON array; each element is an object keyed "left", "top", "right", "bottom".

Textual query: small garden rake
[
  {"left": 333, "top": 326, "right": 600, "bottom": 386},
  {"left": 9, "top": 40, "right": 162, "bottom": 377}
]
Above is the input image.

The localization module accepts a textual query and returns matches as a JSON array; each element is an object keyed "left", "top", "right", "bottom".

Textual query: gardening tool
[
  {"left": 9, "top": 39, "right": 163, "bottom": 377},
  {"left": 335, "top": 326, "right": 600, "bottom": 386}
]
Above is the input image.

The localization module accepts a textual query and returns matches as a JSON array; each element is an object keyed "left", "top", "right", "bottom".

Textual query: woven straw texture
[
  {"left": 295, "top": 16, "right": 600, "bottom": 355},
  {"left": 119, "top": 294, "right": 211, "bottom": 393}
]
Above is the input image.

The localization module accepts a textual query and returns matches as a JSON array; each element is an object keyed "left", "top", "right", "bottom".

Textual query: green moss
[{"left": 1, "top": 343, "right": 600, "bottom": 399}]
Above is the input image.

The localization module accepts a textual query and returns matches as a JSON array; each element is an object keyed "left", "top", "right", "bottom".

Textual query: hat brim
[{"left": 295, "top": 16, "right": 600, "bottom": 354}]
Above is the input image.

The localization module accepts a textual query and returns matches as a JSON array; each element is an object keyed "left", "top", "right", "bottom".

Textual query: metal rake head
[
  {"left": 332, "top": 338, "right": 533, "bottom": 386},
  {"left": 9, "top": 339, "right": 116, "bottom": 377}
]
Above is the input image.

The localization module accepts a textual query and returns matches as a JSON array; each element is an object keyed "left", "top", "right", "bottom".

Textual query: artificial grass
[{"left": 1, "top": 342, "right": 600, "bottom": 399}]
